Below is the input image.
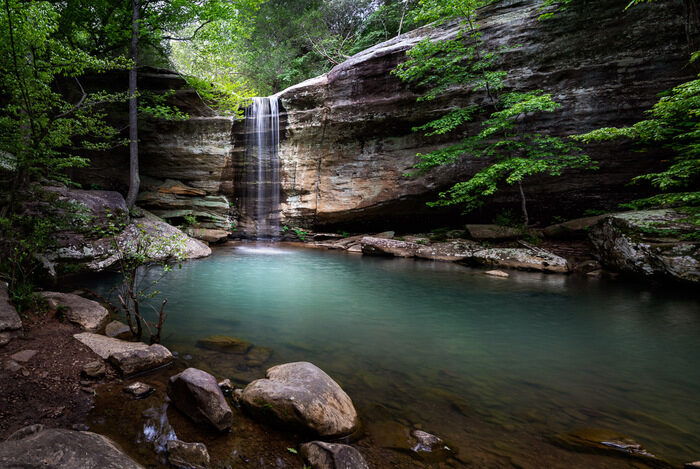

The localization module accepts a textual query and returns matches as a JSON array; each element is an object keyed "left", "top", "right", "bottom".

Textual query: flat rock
[
  {"left": 466, "top": 248, "right": 569, "bottom": 273},
  {"left": 105, "top": 320, "right": 132, "bottom": 340},
  {"left": 74, "top": 332, "right": 150, "bottom": 359},
  {"left": 10, "top": 350, "right": 37, "bottom": 363},
  {"left": 186, "top": 228, "right": 229, "bottom": 243},
  {"left": 167, "top": 368, "right": 233, "bottom": 431},
  {"left": 360, "top": 237, "right": 418, "bottom": 258},
  {"left": 166, "top": 440, "right": 210, "bottom": 469},
  {"left": 40, "top": 292, "right": 109, "bottom": 333},
  {"left": 484, "top": 270, "right": 509, "bottom": 278},
  {"left": 241, "top": 361, "right": 358, "bottom": 438},
  {"left": 300, "top": 441, "right": 369, "bottom": 469},
  {"left": 465, "top": 224, "right": 523, "bottom": 240},
  {"left": 196, "top": 335, "right": 252, "bottom": 354},
  {"left": 0, "top": 283, "right": 22, "bottom": 342},
  {"left": 0, "top": 425, "right": 144, "bottom": 468},
  {"left": 124, "top": 382, "right": 155, "bottom": 399},
  {"left": 109, "top": 344, "right": 173, "bottom": 376},
  {"left": 74, "top": 333, "right": 173, "bottom": 375},
  {"left": 543, "top": 215, "right": 607, "bottom": 239}
]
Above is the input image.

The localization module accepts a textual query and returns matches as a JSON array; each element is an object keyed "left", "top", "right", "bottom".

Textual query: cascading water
[{"left": 242, "top": 96, "right": 281, "bottom": 239}]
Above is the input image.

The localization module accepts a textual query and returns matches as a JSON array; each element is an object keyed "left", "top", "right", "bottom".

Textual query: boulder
[
  {"left": 241, "top": 362, "right": 358, "bottom": 438},
  {"left": 41, "top": 292, "right": 110, "bottom": 333},
  {"left": 465, "top": 224, "right": 523, "bottom": 240},
  {"left": 589, "top": 209, "right": 700, "bottom": 283},
  {"left": 300, "top": 441, "right": 369, "bottom": 469},
  {"left": 196, "top": 335, "right": 252, "bottom": 354},
  {"left": 167, "top": 368, "right": 233, "bottom": 431},
  {"left": 465, "top": 248, "right": 569, "bottom": 273},
  {"left": 543, "top": 215, "right": 607, "bottom": 239},
  {"left": 74, "top": 333, "right": 173, "bottom": 375},
  {"left": 0, "top": 282, "right": 22, "bottom": 344},
  {"left": 166, "top": 440, "right": 210, "bottom": 469},
  {"left": 105, "top": 320, "right": 132, "bottom": 340},
  {"left": 360, "top": 237, "right": 418, "bottom": 258},
  {"left": 0, "top": 425, "right": 144, "bottom": 468},
  {"left": 186, "top": 228, "right": 229, "bottom": 244},
  {"left": 109, "top": 344, "right": 173, "bottom": 376}
]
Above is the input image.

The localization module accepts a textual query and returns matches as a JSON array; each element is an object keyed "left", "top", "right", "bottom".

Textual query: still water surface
[{"left": 85, "top": 243, "right": 700, "bottom": 466}]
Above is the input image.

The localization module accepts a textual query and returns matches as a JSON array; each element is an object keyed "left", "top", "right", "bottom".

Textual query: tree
[
  {"left": 125, "top": 0, "right": 140, "bottom": 209},
  {"left": 393, "top": 0, "right": 595, "bottom": 225}
]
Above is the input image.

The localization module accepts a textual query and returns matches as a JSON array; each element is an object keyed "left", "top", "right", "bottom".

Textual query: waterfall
[{"left": 242, "top": 96, "right": 281, "bottom": 239}]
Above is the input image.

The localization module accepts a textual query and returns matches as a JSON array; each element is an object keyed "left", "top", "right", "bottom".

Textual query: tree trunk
[
  {"left": 518, "top": 180, "right": 529, "bottom": 227},
  {"left": 125, "top": 0, "right": 140, "bottom": 209}
]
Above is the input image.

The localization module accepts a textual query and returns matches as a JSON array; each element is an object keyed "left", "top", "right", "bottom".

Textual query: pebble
[{"left": 123, "top": 381, "right": 155, "bottom": 399}]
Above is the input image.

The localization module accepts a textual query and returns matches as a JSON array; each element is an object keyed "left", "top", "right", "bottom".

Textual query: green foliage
[
  {"left": 182, "top": 214, "right": 197, "bottom": 228},
  {"left": 394, "top": 2, "right": 594, "bottom": 222},
  {"left": 577, "top": 76, "right": 700, "bottom": 208},
  {"left": 293, "top": 227, "right": 309, "bottom": 241}
]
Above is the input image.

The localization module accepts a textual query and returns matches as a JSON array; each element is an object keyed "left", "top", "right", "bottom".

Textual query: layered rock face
[{"left": 242, "top": 0, "right": 696, "bottom": 230}]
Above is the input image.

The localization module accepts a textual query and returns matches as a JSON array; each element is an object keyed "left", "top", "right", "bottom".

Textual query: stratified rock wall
[{"left": 253, "top": 0, "right": 696, "bottom": 230}]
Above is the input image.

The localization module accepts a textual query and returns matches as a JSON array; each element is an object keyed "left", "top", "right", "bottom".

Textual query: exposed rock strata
[{"left": 237, "top": 0, "right": 696, "bottom": 230}]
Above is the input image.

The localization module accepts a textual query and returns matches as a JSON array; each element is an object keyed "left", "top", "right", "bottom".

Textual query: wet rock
[
  {"left": 245, "top": 346, "right": 273, "bottom": 367},
  {"left": 360, "top": 237, "right": 418, "bottom": 258},
  {"left": 410, "top": 429, "right": 453, "bottom": 462},
  {"left": 552, "top": 428, "right": 671, "bottom": 467},
  {"left": 105, "top": 320, "right": 132, "bottom": 340},
  {"left": 300, "top": 441, "right": 369, "bottom": 469},
  {"left": 196, "top": 335, "right": 252, "bottom": 354},
  {"left": 0, "top": 425, "right": 144, "bottom": 468},
  {"left": 167, "top": 367, "right": 233, "bottom": 431},
  {"left": 10, "top": 349, "right": 37, "bottom": 363},
  {"left": 166, "top": 440, "right": 210, "bottom": 469},
  {"left": 543, "top": 215, "right": 607, "bottom": 239},
  {"left": 141, "top": 403, "right": 177, "bottom": 453},
  {"left": 465, "top": 224, "right": 523, "bottom": 240},
  {"left": 40, "top": 292, "right": 110, "bottom": 333},
  {"left": 82, "top": 360, "right": 106, "bottom": 378},
  {"left": 109, "top": 343, "right": 173, "bottom": 376},
  {"left": 465, "top": 247, "right": 569, "bottom": 273},
  {"left": 685, "top": 461, "right": 700, "bottom": 469},
  {"left": 0, "top": 283, "right": 22, "bottom": 345},
  {"left": 589, "top": 209, "right": 700, "bottom": 283},
  {"left": 484, "top": 270, "right": 509, "bottom": 278},
  {"left": 186, "top": 228, "right": 230, "bottom": 244},
  {"left": 241, "top": 361, "right": 358, "bottom": 437},
  {"left": 124, "top": 382, "right": 155, "bottom": 399}
]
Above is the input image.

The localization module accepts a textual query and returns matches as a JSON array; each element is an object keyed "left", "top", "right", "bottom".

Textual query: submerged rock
[
  {"left": 245, "top": 346, "right": 273, "bottom": 367},
  {"left": 241, "top": 361, "right": 359, "bottom": 438},
  {"left": 167, "top": 368, "right": 233, "bottom": 431},
  {"left": 552, "top": 428, "right": 671, "bottom": 467},
  {"left": 166, "top": 440, "right": 210, "bottom": 469},
  {"left": 300, "top": 441, "right": 369, "bottom": 469},
  {"left": 196, "top": 335, "right": 253, "bottom": 354},
  {"left": 0, "top": 425, "right": 144, "bottom": 468},
  {"left": 589, "top": 209, "right": 700, "bottom": 283},
  {"left": 41, "top": 292, "right": 110, "bottom": 333}
]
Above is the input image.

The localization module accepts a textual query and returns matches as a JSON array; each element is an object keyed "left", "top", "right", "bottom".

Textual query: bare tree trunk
[
  {"left": 125, "top": 0, "right": 140, "bottom": 209},
  {"left": 518, "top": 180, "right": 529, "bottom": 227}
]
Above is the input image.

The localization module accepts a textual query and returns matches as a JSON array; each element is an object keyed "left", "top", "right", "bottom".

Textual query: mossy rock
[{"left": 196, "top": 335, "right": 253, "bottom": 354}]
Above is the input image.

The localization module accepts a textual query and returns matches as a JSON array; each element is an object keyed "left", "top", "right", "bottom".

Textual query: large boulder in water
[
  {"left": 0, "top": 425, "right": 144, "bottom": 468},
  {"left": 300, "top": 441, "right": 369, "bottom": 469},
  {"left": 40, "top": 292, "right": 110, "bottom": 333},
  {"left": 241, "top": 361, "right": 358, "bottom": 438},
  {"left": 589, "top": 209, "right": 700, "bottom": 283},
  {"left": 167, "top": 367, "right": 233, "bottom": 431}
]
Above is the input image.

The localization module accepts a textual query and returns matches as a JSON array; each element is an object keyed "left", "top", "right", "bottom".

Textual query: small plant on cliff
[{"left": 393, "top": 0, "right": 595, "bottom": 226}]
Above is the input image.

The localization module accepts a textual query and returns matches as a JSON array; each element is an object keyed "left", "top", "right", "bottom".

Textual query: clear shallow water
[{"left": 84, "top": 243, "right": 700, "bottom": 466}]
